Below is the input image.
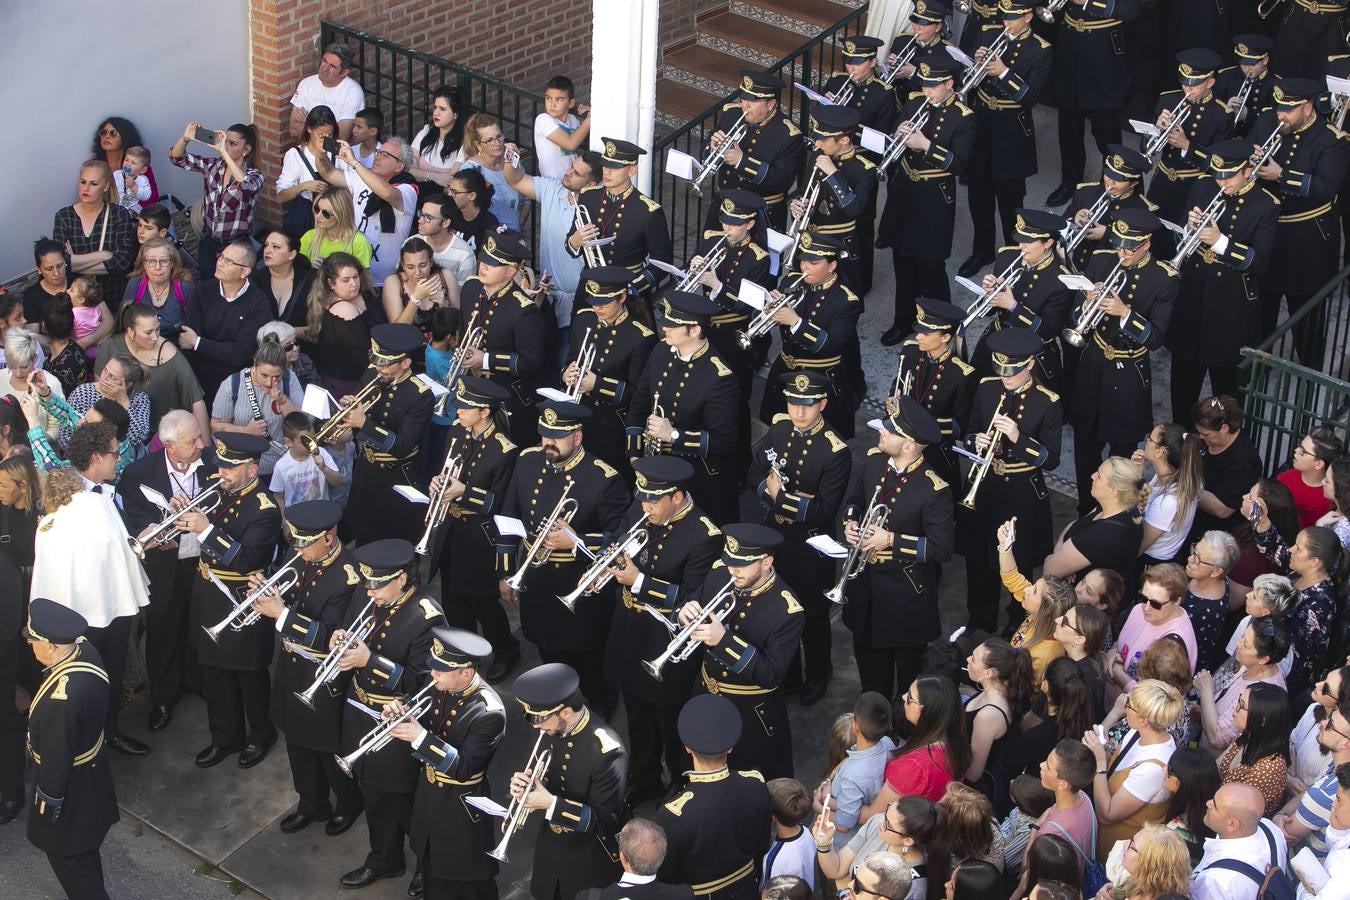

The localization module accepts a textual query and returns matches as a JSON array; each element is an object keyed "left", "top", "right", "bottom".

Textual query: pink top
[
  {"left": 1116, "top": 604, "right": 1199, "bottom": 684},
  {"left": 72, "top": 304, "right": 102, "bottom": 339},
  {"left": 883, "top": 744, "right": 954, "bottom": 802},
  {"left": 1038, "top": 791, "right": 1097, "bottom": 871}
]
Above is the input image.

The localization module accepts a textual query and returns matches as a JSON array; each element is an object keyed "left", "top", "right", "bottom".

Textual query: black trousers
[
  {"left": 200, "top": 665, "right": 274, "bottom": 748},
  {"left": 0, "top": 635, "right": 23, "bottom": 799},
  {"left": 143, "top": 551, "right": 199, "bottom": 708},
  {"left": 852, "top": 637, "right": 925, "bottom": 702},
  {"left": 623, "top": 693, "right": 688, "bottom": 797},
  {"left": 84, "top": 614, "right": 132, "bottom": 735},
  {"left": 1169, "top": 355, "right": 1241, "bottom": 424},
  {"left": 890, "top": 254, "right": 951, "bottom": 334},
  {"left": 1074, "top": 437, "right": 1138, "bottom": 515},
  {"left": 46, "top": 848, "right": 109, "bottom": 900},
  {"left": 778, "top": 549, "right": 833, "bottom": 685},
  {"left": 441, "top": 590, "right": 518, "bottom": 660},
  {"left": 856, "top": 191, "right": 879, "bottom": 296},
  {"left": 288, "top": 743, "right": 365, "bottom": 818},
  {"left": 363, "top": 783, "right": 413, "bottom": 874},
  {"left": 539, "top": 648, "right": 615, "bottom": 719},
  {"left": 1057, "top": 108, "right": 1122, "bottom": 187},
  {"left": 424, "top": 849, "right": 498, "bottom": 900},
  {"left": 965, "top": 543, "right": 1013, "bottom": 636},
  {"left": 967, "top": 176, "right": 1025, "bottom": 258},
  {"left": 1262, "top": 289, "right": 1328, "bottom": 371}
]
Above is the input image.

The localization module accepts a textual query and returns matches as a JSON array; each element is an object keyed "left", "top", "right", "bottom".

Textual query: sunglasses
[
  {"left": 99, "top": 127, "right": 120, "bottom": 137},
  {"left": 851, "top": 874, "right": 892, "bottom": 900},
  {"left": 1325, "top": 716, "right": 1350, "bottom": 741},
  {"left": 1140, "top": 592, "right": 1177, "bottom": 611},
  {"left": 312, "top": 205, "right": 335, "bottom": 219},
  {"left": 1057, "top": 613, "right": 1082, "bottom": 636}
]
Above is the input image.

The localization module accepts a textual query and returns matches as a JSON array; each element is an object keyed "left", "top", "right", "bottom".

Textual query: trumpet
[
  {"left": 504, "top": 484, "right": 584, "bottom": 592},
  {"left": 574, "top": 201, "right": 609, "bottom": 268},
  {"left": 1249, "top": 126, "right": 1283, "bottom": 177},
  {"left": 203, "top": 551, "right": 303, "bottom": 643},
  {"left": 557, "top": 514, "right": 650, "bottom": 611},
  {"left": 642, "top": 579, "right": 741, "bottom": 680},
  {"left": 645, "top": 394, "right": 673, "bottom": 456},
  {"left": 1037, "top": 0, "right": 1069, "bottom": 22},
  {"left": 880, "top": 35, "right": 919, "bottom": 88},
  {"left": 737, "top": 272, "right": 806, "bottom": 349},
  {"left": 1061, "top": 260, "right": 1128, "bottom": 348},
  {"left": 1143, "top": 96, "right": 1193, "bottom": 159},
  {"left": 956, "top": 28, "right": 1014, "bottom": 102},
  {"left": 436, "top": 311, "right": 486, "bottom": 416},
  {"left": 782, "top": 169, "right": 825, "bottom": 269},
  {"left": 891, "top": 358, "right": 914, "bottom": 402},
  {"left": 1256, "top": 0, "right": 1285, "bottom": 18},
  {"left": 336, "top": 680, "right": 436, "bottom": 777},
  {"left": 1061, "top": 188, "right": 1112, "bottom": 256},
  {"left": 128, "top": 484, "right": 223, "bottom": 558},
  {"left": 677, "top": 237, "right": 727, "bottom": 292},
  {"left": 293, "top": 598, "right": 376, "bottom": 709},
  {"left": 961, "top": 256, "right": 1026, "bottom": 329},
  {"left": 414, "top": 440, "right": 465, "bottom": 556},
  {"left": 487, "top": 731, "right": 552, "bottom": 862},
  {"left": 960, "top": 395, "right": 1006, "bottom": 510},
  {"left": 691, "top": 112, "right": 749, "bottom": 197},
  {"left": 1230, "top": 73, "right": 1257, "bottom": 126},
  {"left": 303, "top": 378, "right": 384, "bottom": 455},
  {"left": 563, "top": 328, "right": 597, "bottom": 403},
  {"left": 1335, "top": 94, "right": 1350, "bottom": 131},
  {"left": 876, "top": 103, "right": 931, "bottom": 179},
  {"left": 825, "top": 485, "right": 886, "bottom": 604},
  {"left": 1169, "top": 190, "right": 1228, "bottom": 268}
]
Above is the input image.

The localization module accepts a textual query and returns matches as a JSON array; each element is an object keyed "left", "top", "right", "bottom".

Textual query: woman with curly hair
[
  {"left": 91, "top": 116, "right": 159, "bottom": 204},
  {"left": 1103, "top": 824, "right": 1192, "bottom": 899}
]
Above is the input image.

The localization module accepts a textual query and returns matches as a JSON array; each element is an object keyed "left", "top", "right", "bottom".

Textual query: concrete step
[
  {"left": 730, "top": 0, "right": 862, "bottom": 37},
  {"left": 660, "top": 39, "right": 748, "bottom": 98},
  {"left": 655, "top": 78, "right": 724, "bottom": 132},
  {"left": 695, "top": 9, "right": 812, "bottom": 68}
]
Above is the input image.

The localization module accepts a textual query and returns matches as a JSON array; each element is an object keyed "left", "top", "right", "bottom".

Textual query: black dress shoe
[
  {"left": 957, "top": 254, "right": 994, "bottom": 279},
  {"left": 880, "top": 326, "right": 907, "bottom": 347},
  {"left": 280, "top": 809, "right": 330, "bottom": 833},
  {"left": 148, "top": 705, "right": 173, "bottom": 733},
  {"left": 326, "top": 812, "right": 361, "bottom": 836},
  {"left": 1045, "top": 183, "right": 1075, "bottom": 207},
  {"left": 0, "top": 795, "right": 23, "bottom": 825},
  {"left": 800, "top": 678, "right": 831, "bottom": 707},
  {"left": 484, "top": 646, "right": 521, "bottom": 685},
  {"left": 408, "top": 873, "right": 424, "bottom": 897},
  {"left": 195, "top": 745, "right": 242, "bottom": 768},
  {"left": 239, "top": 734, "right": 278, "bottom": 769},
  {"left": 340, "top": 866, "right": 405, "bottom": 889},
  {"left": 107, "top": 732, "right": 150, "bottom": 756}
]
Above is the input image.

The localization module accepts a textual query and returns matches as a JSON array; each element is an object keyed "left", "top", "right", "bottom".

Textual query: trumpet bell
[
  {"left": 293, "top": 689, "right": 319, "bottom": 711},
  {"left": 641, "top": 659, "right": 666, "bottom": 681},
  {"left": 128, "top": 538, "right": 146, "bottom": 560},
  {"left": 335, "top": 750, "right": 360, "bottom": 778},
  {"left": 824, "top": 585, "right": 845, "bottom": 605},
  {"left": 1036, "top": 5, "right": 1056, "bottom": 21},
  {"left": 1061, "top": 328, "right": 1087, "bottom": 349}
]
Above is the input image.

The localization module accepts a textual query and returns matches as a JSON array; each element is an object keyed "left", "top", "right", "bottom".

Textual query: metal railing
[
  {"left": 320, "top": 21, "right": 544, "bottom": 255},
  {"left": 650, "top": 3, "right": 871, "bottom": 262}
]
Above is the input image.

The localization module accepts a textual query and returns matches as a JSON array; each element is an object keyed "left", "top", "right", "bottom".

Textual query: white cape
[{"left": 31, "top": 490, "right": 150, "bottom": 628}]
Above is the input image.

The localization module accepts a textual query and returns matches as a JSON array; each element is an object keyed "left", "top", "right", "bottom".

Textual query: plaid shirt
[{"left": 170, "top": 152, "right": 265, "bottom": 241}]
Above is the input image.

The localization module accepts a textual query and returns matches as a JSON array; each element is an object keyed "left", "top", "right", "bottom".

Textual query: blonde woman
[
  {"left": 459, "top": 112, "right": 522, "bottom": 230},
  {"left": 303, "top": 252, "right": 373, "bottom": 397},
  {"left": 299, "top": 184, "right": 372, "bottom": 269},
  {"left": 1096, "top": 823, "right": 1191, "bottom": 900},
  {"left": 1133, "top": 422, "right": 1204, "bottom": 565},
  {"left": 997, "top": 518, "right": 1076, "bottom": 680},
  {"left": 1044, "top": 458, "right": 1145, "bottom": 584},
  {"left": 52, "top": 159, "right": 137, "bottom": 304}
]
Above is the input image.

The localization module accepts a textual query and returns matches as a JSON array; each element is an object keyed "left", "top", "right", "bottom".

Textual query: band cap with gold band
[
  {"left": 448, "top": 374, "right": 510, "bottom": 412},
  {"left": 719, "top": 522, "right": 783, "bottom": 567},
  {"left": 369, "top": 322, "right": 424, "bottom": 365},
  {"left": 428, "top": 626, "right": 493, "bottom": 672},
  {"left": 285, "top": 498, "right": 343, "bottom": 548},
  {"left": 910, "top": 0, "right": 952, "bottom": 25},
  {"left": 477, "top": 229, "right": 531, "bottom": 267},
  {"left": 513, "top": 661, "right": 582, "bottom": 724},
  {"left": 632, "top": 455, "right": 695, "bottom": 501},
  {"left": 810, "top": 104, "right": 861, "bottom": 141},
  {"left": 913, "top": 298, "right": 965, "bottom": 333},
  {"left": 1272, "top": 76, "right": 1321, "bottom": 108},
  {"left": 1232, "top": 34, "right": 1273, "bottom": 63},
  {"left": 1207, "top": 138, "right": 1257, "bottom": 175},
  {"left": 25, "top": 597, "right": 88, "bottom": 645},
  {"left": 354, "top": 537, "right": 416, "bottom": 588},
  {"left": 1102, "top": 144, "right": 1151, "bottom": 182},
  {"left": 599, "top": 136, "right": 647, "bottom": 168},
  {"left": 1176, "top": 49, "right": 1221, "bottom": 86},
  {"left": 215, "top": 431, "right": 270, "bottom": 468},
  {"left": 999, "top": 0, "right": 1035, "bottom": 17},
  {"left": 840, "top": 35, "right": 884, "bottom": 62},
  {"left": 536, "top": 399, "right": 591, "bottom": 438},
  {"left": 912, "top": 52, "right": 958, "bottom": 85},
  {"left": 794, "top": 230, "right": 846, "bottom": 261},
  {"left": 986, "top": 327, "right": 1042, "bottom": 376},
  {"left": 678, "top": 693, "right": 742, "bottom": 754},
  {"left": 780, "top": 370, "right": 831, "bottom": 405},
  {"left": 717, "top": 189, "right": 766, "bottom": 225},
  {"left": 578, "top": 265, "right": 635, "bottom": 305},
  {"left": 737, "top": 70, "right": 784, "bottom": 100},
  {"left": 1014, "top": 207, "right": 1069, "bottom": 243},
  {"left": 1107, "top": 209, "right": 1161, "bottom": 251},
  {"left": 867, "top": 395, "right": 942, "bottom": 445},
  {"left": 659, "top": 290, "right": 719, "bottom": 328}
]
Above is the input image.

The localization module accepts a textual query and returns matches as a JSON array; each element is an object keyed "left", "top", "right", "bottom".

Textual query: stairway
[{"left": 656, "top": 0, "right": 867, "bottom": 130}]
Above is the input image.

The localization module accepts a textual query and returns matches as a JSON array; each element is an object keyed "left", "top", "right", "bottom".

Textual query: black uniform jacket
[
  {"left": 459, "top": 277, "right": 548, "bottom": 444},
  {"left": 1064, "top": 181, "right": 1158, "bottom": 267},
  {"left": 970, "top": 24, "right": 1053, "bottom": 181},
  {"left": 568, "top": 185, "right": 674, "bottom": 296},
  {"left": 345, "top": 367, "right": 436, "bottom": 542},
  {"left": 654, "top": 766, "right": 773, "bottom": 900},
  {"left": 1145, "top": 91, "right": 1233, "bottom": 225},
  {"left": 748, "top": 414, "right": 852, "bottom": 542},
  {"left": 569, "top": 305, "right": 657, "bottom": 472},
  {"left": 760, "top": 275, "right": 862, "bottom": 438},
  {"left": 1050, "top": 0, "right": 1141, "bottom": 110},
  {"left": 709, "top": 103, "right": 807, "bottom": 226},
  {"left": 439, "top": 421, "right": 518, "bottom": 597},
  {"left": 969, "top": 246, "right": 1075, "bottom": 391},
  {"left": 897, "top": 342, "right": 976, "bottom": 484},
  {"left": 884, "top": 94, "right": 977, "bottom": 260}
]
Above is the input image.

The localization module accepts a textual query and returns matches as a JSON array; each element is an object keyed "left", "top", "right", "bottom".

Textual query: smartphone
[
  {"left": 322, "top": 135, "right": 340, "bottom": 156},
  {"left": 193, "top": 126, "right": 218, "bottom": 145}
]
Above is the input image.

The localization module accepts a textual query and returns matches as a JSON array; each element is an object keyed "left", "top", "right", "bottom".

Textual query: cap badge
[
  {"left": 635, "top": 472, "right": 649, "bottom": 487},
  {"left": 800, "top": 233, "right": 813, "bottom": 249},
  {"left": 432, "top": 638, "right": 445, "bottom": 657},
  {"left": 486, "top": 236, "right": 498, "bottom": 254},
  {"left": 586, "top": 279, "right": 600, "bottom": 294},
  {"left": 919, "top": 63, "right": 931, "bottom": 77},
  {"left": 721, "top": 198, "right": 734, "bottom": 213},
  {"left": 605, "top": 140, "right": 617, "bottom": 157},
  {"left": 726, "top": 535, "right": 740, "bottom": 553},
  {"left": 742, "top": 75, "right": 753, "bottom": 91},
  {"left": 543, "top": 408, "right": 558, "bottom": 425},
  {"left": 845, "top": 40, "right": 857, "bottom": 54},
  {"left": 794, "top": 374, "right": 811, "bottom": 392}
]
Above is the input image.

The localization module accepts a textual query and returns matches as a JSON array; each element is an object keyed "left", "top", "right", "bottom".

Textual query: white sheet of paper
[
  {"left": 807, "top": 534, "right": 850, "bottom": 559},
  {"left": 1327, "top": 74, "right": 1350, "bottom": 96},
  {"left": 394, "top": 485, "right": 430, "bottom": 504},
  {"left": 948, "top": 626, "right": 967, "bottom": 644},
  {"left": 649, "top": 258, "right": 687, "bottom": 279},
  {"left": 1058, "top": 273, "right": 1097, "bottom": 292},
  {"left": 954, "top": 275, "right": 984, "bottom": 296},
  {"left": 1292, "top": 847, "right": 1330, "bottom": 892},
  {"left": 346, "top": 697, "right": 382, "bottom": 720},
  {"left": 535, "top": 387, "right": 571, "bottom": 403},
  {"left": 465, "top": 795, "right": 510, "bottom": 817},
  {"left": 951, "top": 444, "right": 985, "bottom": 465},
  {"left": 302, "top": 383, "right": 337, "bottom": 419},
  {"left": 139, "top": 485, "right": 171, "bottom": 511},
  {"left": 494, "top": 515, "right": 528, "bottom": 538},
  {"left": 1159, "top": 218, "right": 1186, "bottom": 236},
  {"left": 415, "top": 373, "right": 449, "bottom": 398},
  {"left": 738, "top": 280, "right": 770, "bottom": 312},
  {"left": 665, "top": 148, "right": 699, "bottom": 181},
  {"left": 766, "top": 228, "right": 792, "bottom": 255},
  {"left": 794, "top": 82, "right": 832, "bottom": 105},
  {"left": 860, "top": 126, "right": 889, "bottom": 155},
  {"left": 1129, "top": 119, "right": 1160, "bottom": 138},
  {"left": 946, "top": 45, "right": 975, "bottom": 68}
]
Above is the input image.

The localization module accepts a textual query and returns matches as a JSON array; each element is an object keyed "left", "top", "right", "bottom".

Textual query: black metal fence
[{"left": 649, "top": 3, "right": 871, "bottom": 262}]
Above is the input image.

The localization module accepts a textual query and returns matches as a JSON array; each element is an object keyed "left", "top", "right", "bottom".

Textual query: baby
[{"left": 113, "top": 146, "right": 153, "bottom": 213}]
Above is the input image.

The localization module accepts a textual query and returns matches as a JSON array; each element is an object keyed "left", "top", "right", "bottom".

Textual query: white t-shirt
[
  {"left": 533, "top": 112, "right": 581, "bottom": 179},
  {"left": 416, "top": 233, "right": 476, "bottom": 286},
  {"left": 1144, "top": 476, "right": 1197, "bottom": 559},
  {"left": 1114, "top": 731, "right": 1175, "bottom": 803},
  {"left": 1291, "top": 703, "right": 1333, "bottom": 791},
  {"left": 341, "top": 164, "right": 417, "bottom": 284},
  {"left": 410, "top": 124, "right": 465, "bottom": 177},
  {"left": 270, "top": 448, "right": 336, "bottom": 507},
  {"left": 763, "top": 826, "right": 815, "bottom": 889},
  {"left": 290, "top": 74, "right": 366, "bottom": 123},
  {"left": 276, "top": 146, "right": 329, "bottom": 200},
  {"left": 1226, "top": 613, "right": 1295, "bottom": 679}
]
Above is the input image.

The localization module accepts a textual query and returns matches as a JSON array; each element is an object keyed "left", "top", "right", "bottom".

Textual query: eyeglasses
[
  {"left": 901, "top": 693, "right": 920, "bottom": 707},
  {"left": 1057, "top": 613, "right": 1082, "bottom": 636},
  {"left": 480, "top": 134, "right": 505, "bottom": 144},
  {"left": 375, "top": 148, "right": 400, "bottom": 161},
  {"left": 1140, "top": 592, "right": 1178, "bottom": 611},
  {"left": 1124, "top": 697, "right": 1136, "bottom": 714},
  {"left": 1295, "top": 444, "right": 1312, "bottom": 457},
  {"left": 218, "top": 256, "right": 252, "bottom": 271},
  {"left": 1319, "top": 681, "right": 1332, "bottom": 697},
  {"left": 312, "top": 205, "right": 335, "bottom": 219},
  {"left": 1188, "top": 543, "right": 1219, "bottom": 567},
  {"left": 879, "top": 813, "right": 907, "bottom": 839},
  {"left": 417, "top": 212, "right": 446, "bottom": 221},
  {"left": 447, "top": 188, "right": 472, "bottom": 196},
  {"left": 1325, "top": 716, "right": 1350, "bottom": 741},
  {"left": 144, "top": 258, "right": 172, "bottom": 267},
  {"left": 99, "top": 127, "right": 119, "bottom": 137},
  {"left": 851, "top": 874, "right": 893, "bottom": 900}
]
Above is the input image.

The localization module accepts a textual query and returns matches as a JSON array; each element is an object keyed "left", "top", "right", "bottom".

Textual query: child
[
  {"left": 270, "top": 412, "right": 341, "bottom": 513},
  {"left": 136, "top": 203, "right": 171, "bottom": 245},
  {"left": 324, "top": 424, "right": 357, "bottom": 511},
  {"left": 533, "top": 75, "right": 591, "bottom": 179},
  {"left": 351, "top": 107, "right": 384, "bottom": 169},
  {"left": 421, "top": 306, "right": 461, "bottom": 469},
  {"left": 68, "top": 276, "right": 112, "bottom": 365},
  {"left": 765, "top": 778, "right": 816, "bottom": 889},
  {"left": 1014, "top": 740, "right": 1099, "bottom": 894},
  {"left": 114, "top": 146, "right": 153, "bottom": 213},
  {"left": 999, "top": 773, "right": 1056, "bottom": 878},
  {"left": 819, "top": 692, "right": 898, "bottom": 849}
]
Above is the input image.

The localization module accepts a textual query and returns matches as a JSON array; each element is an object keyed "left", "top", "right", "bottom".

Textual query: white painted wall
[
  {"left": 0, "top": 0, "right": 251, "bottom": 282},
  {"left": 589, "top": 0, "right": 658, "bottom": 193}
]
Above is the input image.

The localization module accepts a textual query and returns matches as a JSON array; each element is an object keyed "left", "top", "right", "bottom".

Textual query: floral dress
[{"left": 1256, "top": 527, "right": 1335, "bottom": 693}]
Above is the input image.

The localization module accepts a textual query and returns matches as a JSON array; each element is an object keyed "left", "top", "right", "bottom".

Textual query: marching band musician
[
  {"left": 1253, "top": 77, "right": 1350, "bottom": 371},
  {"left": 1271, "top": 0, "right": 1344, "bottom": 80},
  {"left": 1164, "top": 139, "right": 1279, "bottom": 420},
  {"left": 341, "top": 322, "right": 436, "bottom": 544},
  {"left": 248, "top": 499, "right": 365, "bottom": 838},
  {"left": 959, "top": 0, "right": 1054, "bottom": 281},
  {"left": 1213, "top": 36, "right": 1275, "bottom": 139},
  {"left": 958, "top": 328, "right": 1063, "bottom": 636},
  {"left": 497, "top": 400, "right": 629, "bottom": 713},
  {"left": 626, "top": 292, "right": 741, "bottom": 525},
  {"left": 841, "top": 398, "right": 954, "bottom": 700},
  {"left": 566, "top": 138, "right": 673, "bottom": 308},
  {"left": 1144, "top": 50, "right": 1233, "bottom": 260},
  {"left": 703, "top": 71, "right": 807, "bottom": 232},
  {"left": 24, "top": 599, "right": 120, "bottom": 900},
  {"left": 758, "top": 232, "right": 861, "bottom": 439},
  {"left": 748, "top": 371, "right": 852, "bottom": 706},
  {"left": 968, "top": 208, "right": 1075, "bottom": 395},
  {"left": 510, "top": 662, "right": 629, "bottom": 900},
  {"left": 565, "top": 266, "right": 658, "bottom": 477},
  {"left": 795, "top": 104, "right": 879, "bottom": 292},
  {"left": 430, "top": 376, "right": 522, "bottom": 684},
  {"left": 957, "top": 0, "right": 1000, "bottom": 56},
  {"left": 174, "top": 432, "right": 282, "bottom": 771},
  {"left": 1069, "top": 211, "right": 1179, "bottom": 514},
  {"left": 886, "top": 299, "right": 976, "bottom": 490},
  {"left": 878, "top": 51, "right": 977, "bottom": 348},
  {"left": 653, "top": 695, "right": 772, "bottom": 900},
  {"left": 602, "top": 455, "right": 722, "bottom": 805},
  {"left": 1061, "top": 145, "right": 1155, "bottom": 269},
  {"left": 333, "top": 538, "right": 446, "bottom": 892},
  {"left": 881, "top": 0, "right": 953, "bottom": 102},
  {"left": 457, "top": 230, "right": 548, "bottom": 448},
  {"left": 385, "top": 628, "right": 507, "bottom": 900},
  {"left": 678, "top": 524, "right": 804, "bottom": 779}
]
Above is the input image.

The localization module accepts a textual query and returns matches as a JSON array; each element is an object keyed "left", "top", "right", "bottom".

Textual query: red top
[
  {"left": 1277, "top": 468, "right": 1332, "bottom": 529},
  {"left": 883, "top": 743, "right": 954, "bottom": 802}
]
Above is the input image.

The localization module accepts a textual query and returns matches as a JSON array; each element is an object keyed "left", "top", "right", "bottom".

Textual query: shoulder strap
[
  {"left": 174, "top": 281, "right": 186, "bottom": 311},
  {"left": 1106, "top": 731, "right": 1141, "bottom": 777},
  {"left": 1205, "top": 857, "right": 1266, "bottom": 885},
  {"left": 1046, "top": 819, "right": 1097, "bottom": 863},
  {"left": 230, "top": 370, "right": 241, "bottom": 408},
  {"left": 298, "top": 148, "right": 320, "bottom": 180},
  {"left": 135, "top": 279, "right": 147, "bottom": 302},
  {"left": 1259, "top": 820, "right": 1280, "bottom": 868}
]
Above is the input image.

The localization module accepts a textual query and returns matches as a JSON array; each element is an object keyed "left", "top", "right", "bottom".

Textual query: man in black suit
[
  {"left": 118, "top": 409, "right": 215, "bottom": 734},
  {"left": 583, "top": 818, "right": 694, "bottom": 900}
]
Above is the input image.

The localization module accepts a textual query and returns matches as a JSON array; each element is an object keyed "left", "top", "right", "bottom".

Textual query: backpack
[
  {"left": 1203, "top": 822, "right": 1295, "bottom": 900},
  {"left": 1044, "top": 820, "right": 1108, "bottom": 898},
  {"left": 230, "top": 369, "right": 296, "bottom": 412}
]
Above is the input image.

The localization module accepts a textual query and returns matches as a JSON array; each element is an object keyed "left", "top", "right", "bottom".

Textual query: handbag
[{"left": 281, "top": 148, "right": 323, "bottom": 234}]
